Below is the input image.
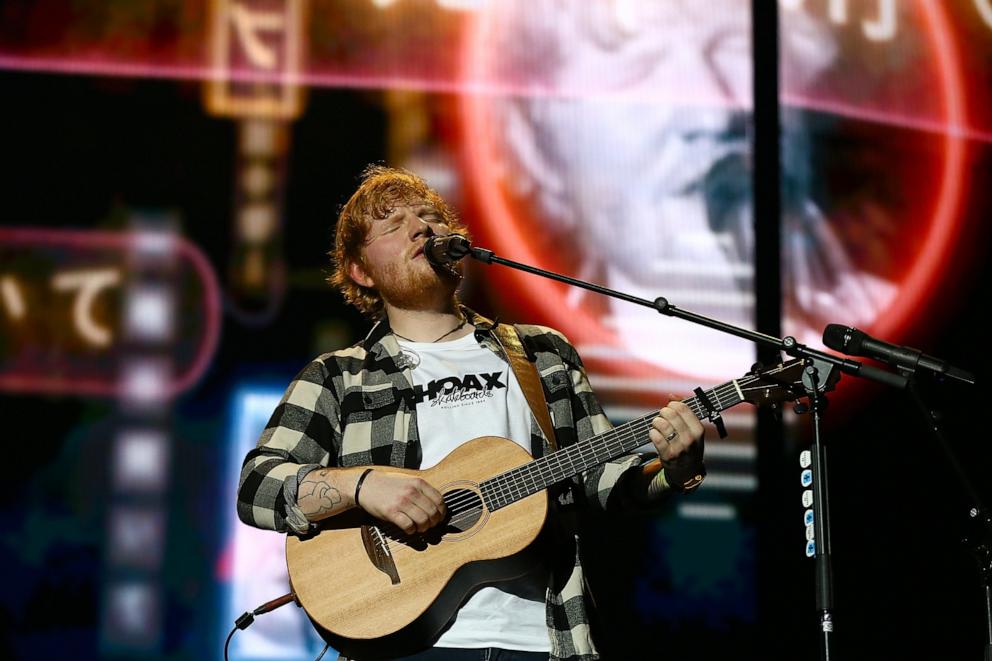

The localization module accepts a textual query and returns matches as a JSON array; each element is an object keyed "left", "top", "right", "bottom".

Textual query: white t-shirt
[{"left": 397, "top": 332, "right": 550, "bottom": 651}]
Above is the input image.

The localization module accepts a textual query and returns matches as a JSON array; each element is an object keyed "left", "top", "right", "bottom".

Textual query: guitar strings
[
  {"left": 374, "top": 370, "right": 784, "bottom": 554},
  {"left": 458, "top": 375, "right": 755, "bottom": 511},
  {"left": 439, "top": 373, "right": 765, "bottom": 514},
  {"left": 420, "top": 395, "right": 705, "bottom": 517},
  {"left": 478, "top": 370, "right": 778, "bottom": 509},
  {"left": 482, "top": 378, "right": 746, "bottom": 506},
  {"left": 381, "top": 413, "right": 676, "bottom": 556}
]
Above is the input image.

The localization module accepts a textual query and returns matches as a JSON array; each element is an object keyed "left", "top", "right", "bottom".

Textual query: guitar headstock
[{"left": 737, "top": 359, "right": 840, "bottom": 407}]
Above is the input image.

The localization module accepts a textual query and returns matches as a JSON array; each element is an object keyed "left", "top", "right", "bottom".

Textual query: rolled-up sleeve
[
  {"left": 547, "top": 330, "right": 668, "bottom": 512},
  {"left": 237, "top": 358, "right": 342, "bottom": 533}
]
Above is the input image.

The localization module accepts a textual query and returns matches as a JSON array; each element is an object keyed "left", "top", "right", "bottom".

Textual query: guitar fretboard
[{"left": 479, "top": 378, "right": 746, "bottom": 511}]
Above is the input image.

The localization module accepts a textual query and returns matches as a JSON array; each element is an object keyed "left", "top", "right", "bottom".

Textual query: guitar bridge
[{"left": 361, "top": 524, "right": 400, "bottom": 585}]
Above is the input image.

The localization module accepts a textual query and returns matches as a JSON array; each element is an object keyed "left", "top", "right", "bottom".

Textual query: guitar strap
[{"left": 492, "top": 324, "right": 559, "bottom": 454}]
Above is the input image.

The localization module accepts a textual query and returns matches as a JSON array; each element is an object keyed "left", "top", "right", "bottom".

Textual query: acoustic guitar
[{"left": 285, "top": 359, "right": 826, "bottom": 658}]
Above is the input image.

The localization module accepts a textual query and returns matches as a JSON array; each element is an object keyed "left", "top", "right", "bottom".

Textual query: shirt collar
[{"left": 361, "top": 305, "right": 498, "bottom": 359}]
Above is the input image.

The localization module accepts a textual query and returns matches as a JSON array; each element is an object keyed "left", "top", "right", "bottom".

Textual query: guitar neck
[{"left": 480, "top": 379, "right": 746, "bottom": 511}]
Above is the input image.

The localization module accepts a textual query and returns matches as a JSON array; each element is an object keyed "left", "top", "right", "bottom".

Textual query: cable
[
  {"left": 223, "top": 625, "right": 236, "bottom": 661},
  {"left": 224, "top": 609, "right": 256, "bottom": 661},
  {"left": 223, "top": 593, "right": 295, "bottom": 660},
  {"left": 224, "top": 609, "right": 331, "bottom": 661}
]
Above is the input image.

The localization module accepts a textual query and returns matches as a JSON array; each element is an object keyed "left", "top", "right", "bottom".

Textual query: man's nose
[{"left": 405, "top": 213, "right": 434, "bottom": 239}]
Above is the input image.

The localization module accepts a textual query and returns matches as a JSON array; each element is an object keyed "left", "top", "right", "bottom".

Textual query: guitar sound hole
[
  {"left": 375, "top": 487, "right": 485, "bottom": 549},
  {"left": 443, "top": 488, "right": 484, "bottom": 534}
]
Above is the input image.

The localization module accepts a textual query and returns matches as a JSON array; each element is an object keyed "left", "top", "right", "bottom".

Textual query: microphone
[
  {"left": 823, "top": 324, "right": 975, "bottom": 385},
  {"left": 424, "top": 234, "right": 472, "bottom": 267}
]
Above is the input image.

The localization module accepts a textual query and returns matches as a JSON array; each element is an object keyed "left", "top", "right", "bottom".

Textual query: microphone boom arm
[{"left": 457, "top": 239, "right": 909, "bottom": 390}]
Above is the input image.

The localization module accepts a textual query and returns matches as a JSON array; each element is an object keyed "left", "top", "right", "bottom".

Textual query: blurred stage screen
[{"left": 1, "top": 1, "right": 990, "bottom": 659}]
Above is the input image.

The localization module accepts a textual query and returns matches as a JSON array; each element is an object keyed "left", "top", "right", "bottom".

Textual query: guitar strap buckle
[{"left": 694, "top": 387, "right": 728, "bottom": 439}]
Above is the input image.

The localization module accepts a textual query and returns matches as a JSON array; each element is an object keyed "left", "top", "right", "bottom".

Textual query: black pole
[
  {"left": 805, "top": 363, "right": 836, "bottom": 661},
  {"left": 751, "top": 0, "right": 782, "bottom": 346},
  {"left": 751, "top": 1, "right": 791, "bottom": 656},
  {"left": 985, "top": 581, "right": 992, "bottom": 661}
]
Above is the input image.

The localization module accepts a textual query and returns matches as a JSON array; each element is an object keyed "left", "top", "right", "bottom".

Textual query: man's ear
[{"left": 348, "top": 259, "right": 374, "bottom": 288}]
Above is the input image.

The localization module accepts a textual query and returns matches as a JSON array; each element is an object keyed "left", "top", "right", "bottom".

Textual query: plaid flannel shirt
[{"left": 237, "top": 308, "right": 666, "bottom": 661}]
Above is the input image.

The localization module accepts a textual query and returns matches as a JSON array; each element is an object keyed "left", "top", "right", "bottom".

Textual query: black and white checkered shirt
[{"left": 238, "top": 308, "right": 666, "bottom": 660}]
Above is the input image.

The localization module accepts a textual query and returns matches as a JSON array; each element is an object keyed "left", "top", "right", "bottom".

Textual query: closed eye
[{"left": 415, "top": 205, "right": 447, "bottom": 223}]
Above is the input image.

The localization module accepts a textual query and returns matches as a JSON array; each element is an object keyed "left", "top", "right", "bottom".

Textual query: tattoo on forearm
[{"left": 299, "top": 470, "right": 343, "bottom": 517}]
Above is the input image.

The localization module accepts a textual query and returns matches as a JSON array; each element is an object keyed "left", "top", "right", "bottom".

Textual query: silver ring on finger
[{"left": 665, "top": 430, "right": 678, "bottom": 442}]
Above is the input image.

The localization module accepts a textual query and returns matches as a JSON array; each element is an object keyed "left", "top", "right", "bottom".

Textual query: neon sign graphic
[{"left": 0, "top": 228, "right": 221, "bottom": 397}]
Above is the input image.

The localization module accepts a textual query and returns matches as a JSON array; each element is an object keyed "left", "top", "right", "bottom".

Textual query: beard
[{"left": 370, "top": 257, "right": 463, "bottom": 312}]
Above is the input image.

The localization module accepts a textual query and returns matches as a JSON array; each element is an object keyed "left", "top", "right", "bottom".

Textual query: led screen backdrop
[
  {"left": 1, "top": 4, "right": 986, "bottom": 371},
  {"left": 0, "top": 1, "right": 989, "bottom": 659}
]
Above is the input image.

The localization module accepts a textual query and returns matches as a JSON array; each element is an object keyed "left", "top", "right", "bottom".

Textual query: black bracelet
[
  {"left": 354, "top": 468, "right": 373, "bottom": 507},
  {"left": 664, "top": 458, "right": 706, "bottom": 494}
]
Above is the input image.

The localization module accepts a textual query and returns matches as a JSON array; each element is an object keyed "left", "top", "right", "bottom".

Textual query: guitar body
[
  {"left": 285, "top": 436, "right": 548, "bottom": 659},
  {"left": 281, "top": 360, "right": 818, "bottom": 658}
]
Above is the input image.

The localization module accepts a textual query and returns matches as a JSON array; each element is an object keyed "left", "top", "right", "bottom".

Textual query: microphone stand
[
  {"left": 901, "top": 371, "right": 992, "bottom": 661},
  {"left": 451, "top": 241, "right": 910, "bottom": 661},
  {"left": 463, "top": 243, "right": 907, "bottom": 391}
]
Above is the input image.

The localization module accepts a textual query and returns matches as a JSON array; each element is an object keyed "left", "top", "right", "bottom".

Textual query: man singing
[{"left": 237, "top": 165, "right": 706, "bottom": 661}]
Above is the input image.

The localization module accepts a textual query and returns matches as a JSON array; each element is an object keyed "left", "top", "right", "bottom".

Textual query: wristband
[
  {"left": 664, "top": 459, "right": 706, "bottom": 494},
  {"left": 354, "top": 468, "right": 373, "bottom": 507}
]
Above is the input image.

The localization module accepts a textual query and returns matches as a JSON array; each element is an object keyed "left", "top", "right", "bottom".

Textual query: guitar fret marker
[{"left": 732, "top": 379, "right": 744, "bottom": 401}]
